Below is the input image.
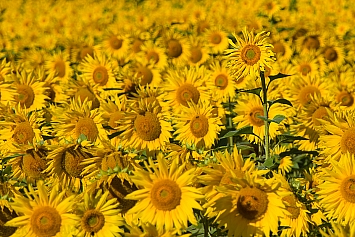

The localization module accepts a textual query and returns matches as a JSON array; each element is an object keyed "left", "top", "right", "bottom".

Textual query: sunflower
[
  {"left": 131, "top": 57, "right": 162, "bottom": 87},
  {"left": 125, "top": 155, "right": 204, "bottom": 233},
  {"left": 278, "top": 156, "right": 293, "bottom": 175},
  {"left": 320, "top": 221, "right": 355, "bottom": 237},
  {"left": 209, "top": 172, "right": 289, "bottom": 237},
  {"left": 270, "top": 33, "right": 293, "bottom": 63},
  {"left": 163, "top": 66, "right": 210, "bottom": 113},
  {"left": 0, "top": 58, "right": 12, "bottom": 82},
  {"left": 321, "top": 37, "right": 345, "bottom": 70},
  {"left": 233, "top": 93, "right": 289, "bottom": 143},
  {"left": 317, "top": 152, "right": 355, "bottom": 225},
  {"left": 1, "top": 70, "right": 49, "bottom": 111},
  {"left": 119, "top": 98, "right": 172, "bottom": 152},
  {"left": 79, "top": 52, "right": 117, "bottom": 93},
  {"left": 101, "top": 31, "right": 130, "bottom": 61},
  {"left": 138, "top": 40, "right": 168, "bottom": 69},
  {"left": 204, "top": 27, "right": 230, "bottom": 55},
  {"left": 160, "top": 30, "right": 191, "bottom": 66},
  {"left": 75, "top": 190, "right": 125, "bottom": 237},
  {"left": 51, "top": 99, "right": 108, "bottom": 145},
  {"left": 44, "top": 51, "right": 73, "bottom": 84},
  {"left": 173, "top": 101, "right": 223, "bottom": 149},
  {"left": 5, "top": 181, "right": 79, "bottom": 236},
  {"left": 69, "top": 36, "right": 100, "bottom": 63},
  {"left": 225, "top": 27, "right": 275, "bottom": 78},
  {"left": 187, "top": 35, "right": 210, "bottom": 66},
  {"left": 206, "top": 59, "right": 237, "bottom": 102}
]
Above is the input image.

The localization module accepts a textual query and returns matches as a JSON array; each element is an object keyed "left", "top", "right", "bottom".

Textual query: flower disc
[
  {"left": 75, "top": 88, "right": 100, "bottom": 109},
  {"left": 16, "top": 84, "right": 35, "bottom": 108},
  {"left": 248, "top": 106, "right": 264, "bottom": 127},
  {"left": 303, "top": 36, "right": 320, "bottom": 50},
  {"left": 108, "top": 111, "right": 124, "bottom": 129},
  {"left": 337, "top": 91, "right": 354, "bottom": 107},
  {"left": 167, "top": 39, "right": 183, "bottom": 58},
  {"left": 298, "top": 85, "right": 320, "bottom": 106},
  {"left": 54, "top": 60, "right": 66, "bottom": 78},
  {"left": 134, "top": 112, "right": 161, "bottom": 141},
  {"left": 299, "top": 64, "right": 312, "bottom": 76},
  {"left": 22, "top": 152, "right": 46, "bottom": 180},
  {"left": 324, "top": 47, "right": 338, "bottom": 62},
  {"left": 137, "top": 66, "right": 153, "bottom": 85},
  {"left": 93, "top": 66, "right": 109, "bottom": 86},
  {"left": 340, "top": 128, "right": 355, "bottom": 155},
  {"left": 340, "top": 175, "right": 355, "bottom": 203},
  {"left": 150, "top": 179, "right": 182, "bottom": 211},
  {"left": 62, "top": 149, "right": 86, "bottom": 178},
  {"left": 190, "top": 47, "right": 203, "bottom": 63},
  {"left": 282, "top": 194, "right": 300, "bottom": 219},
  {"left": 210, "top": 32, "right": 222, "bottom": 44},
  {"left": 237, "top": 187, "right": 268, "bottom": 220},
  {"left": 109, "top": 36, "right": 123, "bottom": 50},
  {"left": 176, "top": 83, "right": 200, "bottom": 107},
  {"left": 311, "top": 106, "right": 328, "bottom": 126},
  {"left": 273, "top": 41, "right": 285, "bottom": 55},
  {"left": 146, "top": 51, "right": 160, "bottom": 64},
  {"left": 214, "top": 74, "right": 228, "bottom": 89},
  {"left": 81, "top": 209, "right": 105, "bottom": 234},
  {"left": 75, "top": 117, "right": 99, "bottom": 141},
  {"left": 12, "top": 121, "right": 35, "bottom": 144},
  {"left": 241, "top": 45, "right": 261, "bottom": 65},
  {"left": 190, "top": 115, "right": 209, "bottom": 138},
  {"left": 31, "top": 206, "right": 62, "bottom": 237}
]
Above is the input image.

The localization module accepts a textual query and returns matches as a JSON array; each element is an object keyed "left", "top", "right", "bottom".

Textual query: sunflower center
[
  {"left": 190, "top": 47, "right": 203, "bottom": 63},
  {"left": 341, "top": 128, "right": 355, "bottom": 155},
  {"left": 248, "top": 107, "right": 265, "bottom": 127},
  {"left": 241, "top": 45, "right": 261, "bottom": 66},
  {"left": 134, "top": 112, "right": 161, "bottom": 141},
  {"left": 237, "top": 187, "right": 268, "bottom": 220},
  {"left": 80, "top": 47, "right": 94, "bottom": 61},
  {"left": 107, "top": 177, "right": 138, "bottom": 214},
  {"left": 31, "top": 206, "right": 62, "bottom": 237},
  {"left": 22, "top": 151, "right": 47, "bottom": 179},
  {"left": 190, "top": 115, "right": 209, "bottom": 138},
  {"left": 293, "top": 28, "right": 307, "bottom": 41},
  {"left": 299, "top": 64, "right": 312, "bottom": 76},
  {"left": 109, "top": 36, "right": 123, "bottom": 50},
  {"left": 137, "top": 66, "right": 153, "bottom": 85},
  {"left": 132, "top": 39, "right": 143, "bottom": 53},
  {"left": 324, "top": 47, "right": 338, "bottom": 62},
  {"left": 81, "top": 209, "right": 105, "bottom": 234},
  {"left": 13, "top": 121, "right": 35, "bottom": 144},
  {"left": 273, "top": 41, "right": 285, "bottom": 55},
  {"left": 311, "top": 106, "right": 328, "bottom": 126},
  {"left": 53, "top": 60, "right": 66, "bottom": 77},
  {"left": 62, "top": 148, "right": 88, "bottom": 178},
  {"left": 340, "top": 175, "right": 355, "bottom": 203},
  {"left": 151, "top": 179, "right": 181, "bottom": 211},
  {"left": 176, "top": 83, "right": 200, "bottom": 107},
  {"left": 93, "top": 66, "right": 109, "bottom": 86},
  {"left": 282, "top": 194, "right": 300, "bottom": 219},
  {"left": 75, "top": 117, "right": 99, "bottom": 142},
  {"left": 303, "top": 36, "right": 320, "bottom": 50},
  {"left": 210, "top": 33, "right": 222, "bottom": 44},
  {"left": 298, "top": 85, "right": 320, "bottom": 106},
  {"left": 146, "top": 51, "right": 160, "bottom": 64},
  {"left": 75, "top": 88, "right": 100, "bottom": 109},
  {"left": 16, "top": 84, "right": 35, "bottom": 108},
  {"left": 167, "top": 39, "right": 183, "bottom": 58},
  {"left": 214, "top": 74, "right": 228, "bottom": 89},
  {"left": 337, "top": 91, "right": 354, "bottom": 107},
  {"left": 108, "top": 111, "right": 124, "bottom": 129}
]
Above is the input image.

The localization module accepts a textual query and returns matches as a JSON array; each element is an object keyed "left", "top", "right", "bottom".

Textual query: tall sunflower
[
  {"left": 225, "top": 27, "right": 275, "bottom": 78},
  {"left": 125, "top": 155, "right": 204, "bottom": 234},
  {"left": 173, "top": 101, "right": 223, "bottom": 149},
  {"left": 317, "top": 152, "right": 355, "bottom": 225},
  {"left": 75, "top": 190, "right": 125, "bottom": 237},
  {"left": 5, "top": 181, "right": 79, "bottom": 236}
]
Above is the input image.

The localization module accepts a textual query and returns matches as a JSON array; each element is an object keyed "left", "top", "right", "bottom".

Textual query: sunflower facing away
[
  {"left": 5, "top": 181, "right": 79, "bottom": 237},
  {"left": 125, "top": 154, "right": 204, "bottom": 234},
  {"left": 225, "top": 27, "right": 275, "bottom": 78}
]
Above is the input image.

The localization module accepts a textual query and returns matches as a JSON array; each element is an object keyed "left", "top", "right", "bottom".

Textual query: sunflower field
[{"left": 1, "top": 0, "right": 355, "bottom": 236}]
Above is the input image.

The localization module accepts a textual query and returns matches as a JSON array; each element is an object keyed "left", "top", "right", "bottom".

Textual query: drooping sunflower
[
  {"left": 75, "top": 190, "right": 125, "bottom": 237},
  {"left": 173, "top": 101, "right": 223, "bottom": 149},
  {"left": 225, "top": 27, "right": 275, "bottom": 78},
  {"left": 5, "top": 181, "right": 79, "bottom": 236},
  {"left": 209, "top": 172, "right": 289, "bottom": 237},
  {"left": 317, "top": 152, "right": 355, "bottom": 225},
  {"left": 119, "top": 98, "right": 172, "bottom": 152},
  {"left": 51, "top": 99, "right": 108, "bottom": 145},
  {"left": 233, "top": 93, "right": 289, "bottom": 143},
  {"left": 125, "top": 155, "right": 204, "bottom": 233}
]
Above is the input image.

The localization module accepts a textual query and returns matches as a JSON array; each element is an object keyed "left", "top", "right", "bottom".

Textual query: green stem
[{"left": 260, "top": 71, "right": 270, "bottom": 161}]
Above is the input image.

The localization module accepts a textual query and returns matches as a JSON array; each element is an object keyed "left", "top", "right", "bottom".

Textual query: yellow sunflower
[
  {"left": 187, "top": 35, "right": 210, "bottom": 66},
  {"left": 138, "top": 40, "right": 168, "bottom": 69},
  {"left": 131, "top": 57, "right": 162, "bottom": 87},
  {"left": 204, "top": 26, "right": 230, "bottom": 55},
  {"left": 233, "top": 93, "right": 289, "bottom": 143},
  {"left": 125, "top": 155, "right": 204, "bottom": 233},
  {"left": 2, "top": 70, "right": 49, "bottom": 111},
  {"left": 119, "top": 98, "right": 172, "bottom": 151},
  {"left": 291, "top": 52, "right": 323, "bottom": 78},
  {"left": 163, "top": 66, "right": 210, "bottom": 113},
  {"left": 51, "top": 99, "right": 108, "bottom": 145},
  {"left": 75, "top": 190, "right": 125, "bottom": 237},
  {"left": 317, "top": 152, "right": 355, "bottom": 225},
  {"left": 278, "top": 156, "right": 293, "bottom": 175},
  {"left": 209, "top": 172, "right": 289, "bottom": 237},
  {"left": 160, "top": 30, "right": 191, "bottom": 66},
  {"left": 5, "top": 181, "right": 79, "bottom": 236},
  {"left": 206, "top": 59, "right": 237, "bottom": 102},
  {"left": 225, "top": 27, "right": 275, "bottom": 78},
  {"left": 101, "top": 30, "right": 130, "bottom": 60},
  {"left": 173, "top": 101, "right": 224, "bottom": 149},
  {"left": 321, "top": 36, "right": 346, "bottom": 70},
  {"left": 44, "top": 51, "right": 73, "bottom": 84}
]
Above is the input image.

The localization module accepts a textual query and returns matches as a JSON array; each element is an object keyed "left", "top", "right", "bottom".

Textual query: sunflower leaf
[
  {"left": 277, "top": 135, "right": 309, "bottom": 142},
  {"left": 263, "top": 157, "right": 274, "bottom": 168},
  {"left": 257, "top": 114, "right": 285, "bottom": 124},
  {"left": 220, "top": 126, "right": 253, "bottom": 139},
  {"left": 237, "top": 87, "right": 262, "bottom": 96},
  {"left": 268, "top": 72, "right": 291, "bottom": 82},
  {"left": 268, "top": 98, "right": 293, "bottom": 107}
]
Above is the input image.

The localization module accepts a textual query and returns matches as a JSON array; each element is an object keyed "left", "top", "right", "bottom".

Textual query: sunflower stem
[{"left": 260, "top": 71, "right": 270, "bottom": 161}]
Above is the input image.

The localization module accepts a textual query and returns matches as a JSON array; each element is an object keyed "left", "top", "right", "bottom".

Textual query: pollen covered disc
[
  {"left": 311, "top": 106, "right": 328, "bottom": 126},
  {"left": 31, "top": 206, "right": 62, "bottom": 237},
  {"left": 134, "top": 112, "right": 161, "bottom": 141},
  {"left": 210, "top": 32, "right": 222, "bottom": 44},
  {"left": 237, "top": 187, "right": 268, "bottom": 220},
  {"left": 176, "top": 83, "right": 200, "bottom": 107},
  {"left": 146, "top": 51, "right": 160, "bottom": 64},
  {"left": 324, "top": 47, "right": 338, "bottom": 62},
  {"left": 62, "top": 148, "right": 87, "bottom": 178},
  {"left": 16, "top": 84, "right": 35, "bottom": 108},
  {"left": 337, "top": 91, "right": 354, "bottom": 107},
  {"left": 22, "top": 151, "right": 46, "bottom": 179},
  {"left": 241, "top": 44, "right": 261, "bottom": 65},
  {"left": 81, "top": 209, "right": 105, "bottom": 233},
  {"left": 214, "top": 74, "right": 228, "bottom": 89},
  {"left": 74, "top": 117, "right": 99, "bottom": 141},
  {"left": 190, "top": 47, "right": 203, "bottom": 63},
  {"left": 248, "top": 107, "right": 265, "bottom": 127},
  {"left": 93, "top": 66, "right": 109, "bottom": 86},
  {"left": 298, "top": 85, "right": 320, "bottom": 106},
  {"left": 340, "top": 175, "right": 355, "bottom": 203},
  {"left": 150, "top": 179, "right": 182, "bottom": 211},
  {"left": 167, "top": 39, "right": 183, "bottom": 58},
  {"left": 341, "top": 128, "right": 355, "bottom": 155},
  {"left": 12, "top": 121, "right": 35, "bottom": 144},
  {"left": 54, "top": 60, "right": 66, "bottom": 78},
  {"left": 137, "top": 66, "right": 153, "bottom": 85},
  {"left": 190, "top": 115, "right": 209, "bottom": 138},
  {"left": 109, "top": 36, "right": 123, "bottom": 50}
]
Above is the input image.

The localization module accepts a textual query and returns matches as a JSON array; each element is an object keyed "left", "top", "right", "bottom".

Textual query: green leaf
[
  {"left": 278, "top": 135, "right": 309, "bottom": 141},
  {"left": 256, "top": 114, "right": 285, "bottom": 124},
  {"left": 268, "top": 98, "right": 293, "bottom": 107},
  {"left": 237, "top": 87, "right": 262, "bottom": 96},
  {"left": 220, "top": 126, "right": 253, "bottom": 139},
  {"left": 263, "top": 157, "right": 274, "bottom": 168},
  {"left": 268, "top": 72, "right": 291, "bottom": 82}
]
